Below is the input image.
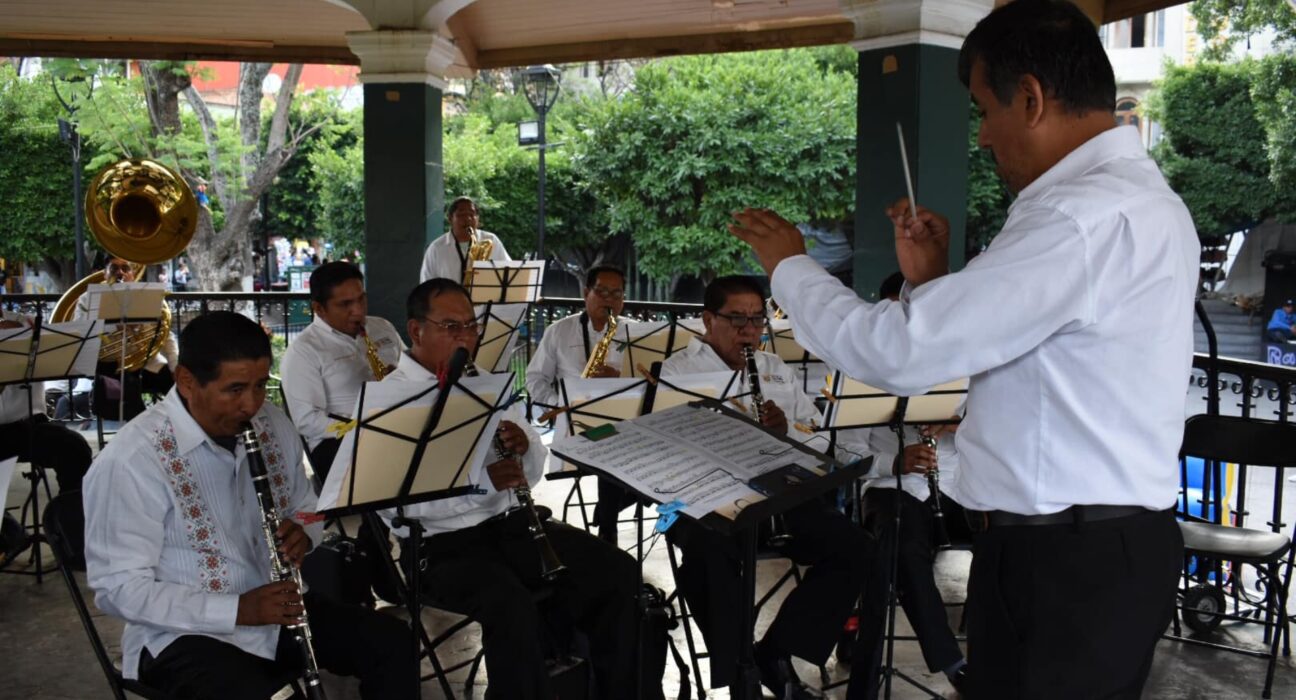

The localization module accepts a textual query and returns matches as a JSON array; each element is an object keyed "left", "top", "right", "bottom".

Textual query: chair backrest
[
  {"left": 43, "top": 491, "right": 130, "bottom": 700},
  {"left": 1182, "top": 414, "right": 1296, "bottom": 468}
]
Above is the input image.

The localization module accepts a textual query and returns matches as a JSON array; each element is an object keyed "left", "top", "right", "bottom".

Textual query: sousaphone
[{"left": 51, "top": 159, "right": 198, "bottom": 371}]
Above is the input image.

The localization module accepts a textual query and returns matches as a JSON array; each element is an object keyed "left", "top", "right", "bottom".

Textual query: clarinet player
[
  {"left": 83, "top": 311, "right": 416, "bottom": 699},
  {"left": 379, "top": 278, "right": 655, "bottom": 699}
]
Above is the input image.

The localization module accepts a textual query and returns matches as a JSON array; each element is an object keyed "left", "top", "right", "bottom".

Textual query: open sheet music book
[
  {"left": 550, "top": 402, "right": 833, "bottom": 520},
  {"left": 317, "top": 372, "right": 513, "bottom": 515}
]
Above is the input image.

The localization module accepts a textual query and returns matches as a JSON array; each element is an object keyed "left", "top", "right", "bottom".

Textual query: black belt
[{"left": 977, "top": 504, "right": 1153, "bottom": 529}]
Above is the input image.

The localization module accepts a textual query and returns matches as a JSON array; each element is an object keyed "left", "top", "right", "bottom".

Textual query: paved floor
[{"left": 3, "top": 420, "right": 1295, "bottom": 699}]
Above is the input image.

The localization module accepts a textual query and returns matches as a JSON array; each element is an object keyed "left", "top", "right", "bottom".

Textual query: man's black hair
[
  {"left": 958, "top": 0, "right": 1115, "bottom": 115},
  {"left": 179, "top": 311, "right": 271, "bottom": 385},
  {"left": 406, "top": 278, "right": 472, "bottom": 322},
  {"left": 703, "top": 276, "right": 766, "bottom": 313},
  {"left": 447, "top": 196, "right": 475, "bottom": 218},
  {"left": 585, "top": 264, "right": 626, "bottom": 290},
  {"left": 309, "top": 261, "right": 364, "bottom": 305},
  {"left": 878, "top": 272, "right": 906, "bottom": 300}
]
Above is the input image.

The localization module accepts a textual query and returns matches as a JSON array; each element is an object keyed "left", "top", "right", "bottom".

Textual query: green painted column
[
  {"left": 361, "top": 82, "right": 444, "bottom": 331},
  {"left": 853, "top": 44, "right": 970, "bottom": 301}
]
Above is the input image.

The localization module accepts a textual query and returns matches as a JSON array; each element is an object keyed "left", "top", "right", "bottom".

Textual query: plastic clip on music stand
[
  {"left": 0, "top": 317, "right": 103, "bottom": 583},
  {"left": 818, "top": 374, "right": 968, "bottom": 699},
  {"left": 316, "top": 350, "right": 514, "bottom": 699}
]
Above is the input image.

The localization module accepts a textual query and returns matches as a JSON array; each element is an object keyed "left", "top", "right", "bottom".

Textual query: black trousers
[
  {"left": 92, "top": 363, "right": 173, "bottom": 421},
  {"left": 0, "top": 415, "right": 92, "bottom": 493},
  {"left": 963, "top": 508, "right": 1182, "bottom": 700},
  {"left": 848, "top": 488, "right": 972, "bottom": 699},
  {"left": 138, "top": 592, "right": 417, "bottom": 700},
  {"left": 406, "top": 510, "right": 643, "bottom": 700},
  {"left": 669, "top": 499, "right": 872, "bottom": 689}
]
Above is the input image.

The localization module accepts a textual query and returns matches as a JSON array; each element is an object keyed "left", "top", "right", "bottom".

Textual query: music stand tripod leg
[
  {"left": 393, "top": 508, "right": 431, "bottom": 700},
  {"left": 732, "top": 527, "right": 762, "bottom": 700}
]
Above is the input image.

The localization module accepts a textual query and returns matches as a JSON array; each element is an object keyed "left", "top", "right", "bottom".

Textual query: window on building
[{"left": 1115, "top": 98, "right": 1141, "bottom": 131}]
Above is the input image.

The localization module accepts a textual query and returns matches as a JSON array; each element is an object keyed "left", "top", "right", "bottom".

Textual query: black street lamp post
[
  {"left": 52, "top": 78, "right": 87, "bottom": 280},
  {"left": 517, "top": 64, "right": 562, "bottom": 265}
]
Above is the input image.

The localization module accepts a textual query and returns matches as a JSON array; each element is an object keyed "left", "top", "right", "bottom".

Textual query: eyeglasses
[
  {"left": 590, "top": 286, "right": 625, "bottom": 300},
  {"left": 421, "top": 318, "right": 481, "bottom": 336},
  {"left": 716, "top": 313, "right": 767, "bottom": 329}
]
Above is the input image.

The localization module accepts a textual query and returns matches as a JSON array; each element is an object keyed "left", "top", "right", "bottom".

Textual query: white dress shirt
[
  {"left": 0, "top": 383, "right": 45, "bottom": 423},
  {"left": 83, "top": 390, "right": 322, "bottom": 679},
  {"left": 769, "top": 126, "right": 1199, "bottom": 515},
  {"left": 524, "top": 312, "right": 627, "bottom": 407},
  {"left": 419, "top": 230, "right": 512, "bottom": 283},
  {"left": 859, "top": 427, "right": 961, "bottom": 503},
  {"left": 660, "top": 337, "right": 821, "bottom": 435},
  {"left": 280, "top": 315, "right": 405, "bottom": 450},
  {"left": 377, "top": 352, "right": 548, "bottom": 538}
]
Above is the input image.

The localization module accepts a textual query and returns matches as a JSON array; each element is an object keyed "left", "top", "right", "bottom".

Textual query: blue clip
[{"left": 655, "top": 499, "right": 685, "bottom": 533}]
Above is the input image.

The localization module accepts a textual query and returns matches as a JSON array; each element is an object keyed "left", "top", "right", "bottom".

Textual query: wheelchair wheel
[{"left": 1182, "top": 584, "right": 1226, "bottom": 634}]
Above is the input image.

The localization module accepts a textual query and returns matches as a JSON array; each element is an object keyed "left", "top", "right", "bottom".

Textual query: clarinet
[
  {"left": 466, "top": 365, "right": 566, "bottom": 580},
  {"left": 742, "top": 344, "right": 791, "bottom": 546},
  {"left": 238, "top": 422, "right": 327, "bottom": 700},
  {"left": 921, "top": 433, "right": 950, "bottom": 549},
  {"left": 494, "top": 425, "right": 567, "bottom": 580}
]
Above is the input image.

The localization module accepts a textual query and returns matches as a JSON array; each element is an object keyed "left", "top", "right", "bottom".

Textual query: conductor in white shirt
[
  {"left": 280, "top": 261, "right": 404, "bottom": 476},
  {"left": 83, "top": 311, "right": 416, "bottom": 699},
  {"left": 418, "top": 196, "right": 512, "bottom": 283},
  {"left": 729, "top": 2, "right": 1196, "bottom": 697},
  {"left": 662, "top": 276, "right": 872, "bottom": 700},
  {"left": 381, "top": 278, "right": 651, "bottom": 700}
]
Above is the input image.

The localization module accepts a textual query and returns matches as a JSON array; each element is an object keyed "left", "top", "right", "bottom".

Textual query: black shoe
[
  {"left": 754, "top": 641, "right": 824, "bottom": 700},
  {"left": 949, "top": 665, "right": 968, "bottom": 695}
]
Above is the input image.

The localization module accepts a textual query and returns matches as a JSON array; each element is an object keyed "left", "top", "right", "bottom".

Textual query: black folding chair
[
  {"left": 1167, "top": 414, "right": 1296, "bottom": 699},
  {"left": 42, "top": 491, "right": 171, "bottom": 700}
]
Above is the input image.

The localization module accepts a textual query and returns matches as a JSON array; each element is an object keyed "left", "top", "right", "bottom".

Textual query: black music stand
[
  {"left": 85, "top": 282, "right": 167, "bottom": 422},
  {"left": 0, "top": 316, "right": 102, "bottom": 583},
  {"left": 317, "top": 364, "right": 514, "bottom": 699},
  {"left": 615, "top": 318, "right": 705, "bottom": 379},
  {"left": 817, "top": 374, "right": 967, "bottom": 699},
  {"left": 473, "top": 301, "right": 530, "bottom": 374},
  {"left": 551, "top": 399, "right": 873, "bottom": 700},
  {"left": 467, "top": 261, "right": 545, "bottom": 305}
]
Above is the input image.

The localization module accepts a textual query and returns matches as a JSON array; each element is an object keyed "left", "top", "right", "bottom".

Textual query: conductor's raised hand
[
  {"left": 236, "top": 580, "right": 305, "bottom": 627},
  {"left": 885, "top": 198, "right": 950, "bottom": 287},
  {"left": 728, "top": 209, "right": 807, "bottom": 278},
  {"left": 497, "top": 420, "right": 530, "bottom": 456},
  {"left": 275, "top": 519, "right": 310, "bottom": 568}
]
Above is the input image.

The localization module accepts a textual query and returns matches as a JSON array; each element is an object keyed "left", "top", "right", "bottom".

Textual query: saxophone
[
  {"left": 359, "top": 329, "right": 391, "bottom": 380},
  {"left": 462, "top": 226, "right": 495, "bottom": 292},
  {"left": 581, "top": 308, "right": 619, "bottom": 378},
  {"left": 238, "top": 422, "right": 327, "bottom": 700}
]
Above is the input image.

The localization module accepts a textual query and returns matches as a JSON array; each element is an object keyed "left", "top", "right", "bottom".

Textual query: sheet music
[
  {"left": 85, "top": 282, "right": 168, "bottom": 326},
  {"left": 0, "top": 320, "right": 104, "bottom": 384},
  {"left": 468, "top": 262, "right": 545, "bottom": 304},
  {"left": 474, "top": 302, "right": 528, "bottom": 373},
  {"left": 551, "top": 403, "right": 826, "bottom": 519},
  {"left": 550, "top": 377, "right": 645, "bottom": 474},
  {"left": 615, "top": 317, "right": 705, "bottom": 378},
  {"left": 318, "top": 372, "right": 512, "bottom": 512}
]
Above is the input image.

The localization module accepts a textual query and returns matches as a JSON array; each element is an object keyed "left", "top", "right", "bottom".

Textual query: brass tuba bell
[{"left": 51, "top": 159, "right": 198, "bottom": 371}]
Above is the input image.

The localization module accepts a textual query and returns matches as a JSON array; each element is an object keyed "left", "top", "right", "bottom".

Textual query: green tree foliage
[
  {"left": 1148, "top": 59, "right": 1296, "bottom": 237},
  {"left": 0, "top": 65, "right": 82, "bottom": 276},
  {"left": 965, "top": 110, "right": 1012, "bottom": 256},
  {"left": 1190, "top": 0, "right": 1296, "bottom": 58},
  {"left": 1250, "top": 54, "right": 1296, "bottom": 198},
  {"left": 572, "top": 48, "right": 858, "bottom": 282},
  {"left": 263, "top": 91, "right": 359, "bottom": 247},
  {"left": 308, "top": 114, "right": 365, "bottom": 259}
]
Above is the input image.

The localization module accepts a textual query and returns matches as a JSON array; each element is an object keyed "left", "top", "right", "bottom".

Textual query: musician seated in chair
[
  {"left": 419, "top": 196, "right": 512, "bottom": 283},
  {"left": 80, "top": 256, "right": 178, "bottom": 421},
  {"left": 847, "top": 271, "right": 972, "bottom": 698},
  {"left": 83, "top": 311, "right": 417, "bottom": 700},
  {"left": 280, "top": 261, "right": 404, "bottom": 478},
  {"left": 0, "top": 313, "right": 93, "bottom": 493},
  {"left": 382, "top": 278, "right": 652, "bottom": 700},
  {"left": 525, "top": 264, "right": 631, "bottom": 541},
  {"left": 661, "top": 275, "right": 873, "bottom": 700}
]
